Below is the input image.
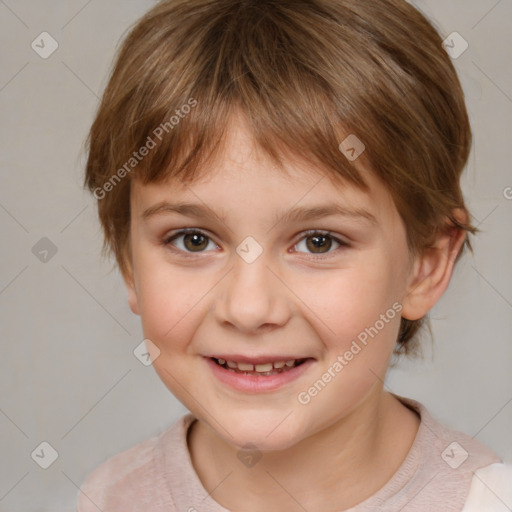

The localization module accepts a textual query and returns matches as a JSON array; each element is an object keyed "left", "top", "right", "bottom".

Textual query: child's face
[{"left": 126, "top": 112, "right": 417, "bottom": 451}]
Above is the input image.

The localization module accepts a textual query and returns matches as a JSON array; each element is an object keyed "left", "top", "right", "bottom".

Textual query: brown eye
[
  {"left": 294, "top": 231, "right": 346, "bottom": 257},
  {"left": 183, "top": 233, "right": 209, "bottom": 251},
  {"left": 306, "top": 234, "right": 333, "bottom": 253},
  {"left": 164, "top": 230, "right": 216, "bottom": 254}
]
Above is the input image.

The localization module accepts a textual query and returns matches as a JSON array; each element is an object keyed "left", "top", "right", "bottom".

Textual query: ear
[
  {"left": 122, "top": 269, "right": 140, "bottom": 316},
  {"left": 120, "top": 244, "right": 140, "bottom": 316},
  {"left": 401, "top": 209, "right": 468, "bottom": 321}
]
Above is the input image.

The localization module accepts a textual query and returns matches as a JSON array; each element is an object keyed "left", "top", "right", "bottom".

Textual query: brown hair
[{"left": 84, "top": 0, "right": 477, "bottom": 358}]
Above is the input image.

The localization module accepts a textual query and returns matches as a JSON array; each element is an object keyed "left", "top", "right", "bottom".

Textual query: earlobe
[
  {"left": 401, "top": 213, "right": 468, "bottom": 321},
  {"left": 127, "top": 280, "right": 140, "bottom": 316},
  {"left": 121, "top": 237, "right": 140, "bottom": 316},
  {"left": 122, "top": 267, "right": 140, "bottom": 316}
]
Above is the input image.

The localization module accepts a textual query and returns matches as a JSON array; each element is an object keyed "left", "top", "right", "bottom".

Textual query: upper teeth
[{"left": 217, "top": 358, "right": 298, "bottom": 372}]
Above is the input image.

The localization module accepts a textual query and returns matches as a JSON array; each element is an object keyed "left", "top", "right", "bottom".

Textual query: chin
[{"left": 210, "top": 409, "right": 307, "bottom": 453}]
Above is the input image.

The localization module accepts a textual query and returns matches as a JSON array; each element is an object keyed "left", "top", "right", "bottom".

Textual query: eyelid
[
  {"left": 295, "top": 229, "right": 348, "bottom": 244},
  {"left": 162, "top": 228, "right": 349, "bottom": 258},
  {"left": 290, "top": 229, "right": 348, "bottom": 259},
  {"left": 162, "top": 228, "right": 220, "bottom": 256}
]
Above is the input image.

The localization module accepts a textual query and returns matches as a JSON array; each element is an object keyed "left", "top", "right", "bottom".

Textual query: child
[{"left": 78, "top": 0, "right": 511, "bottom": 510}]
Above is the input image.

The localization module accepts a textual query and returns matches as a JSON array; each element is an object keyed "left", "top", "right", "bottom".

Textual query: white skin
[{"left": 123, "top": 111, "right": 467, "bottom": 511}]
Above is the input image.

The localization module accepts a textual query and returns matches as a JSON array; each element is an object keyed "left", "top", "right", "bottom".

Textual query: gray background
[{"left": 1, "top": 1, "right": 511, "bottom": 510}]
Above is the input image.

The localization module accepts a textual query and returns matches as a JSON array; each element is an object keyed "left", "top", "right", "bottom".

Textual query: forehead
[{"left": 131, "top": 112, "right": 398, "bottom": 225}]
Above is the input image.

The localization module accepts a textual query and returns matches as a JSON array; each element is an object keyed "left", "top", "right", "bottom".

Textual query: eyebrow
[{"left": 141, "top": 201, "right": 377, "bottom": 226}]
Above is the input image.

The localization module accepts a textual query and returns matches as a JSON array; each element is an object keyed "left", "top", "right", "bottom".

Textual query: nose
[{"left": 214, "top": 253, "right": 292, "bottom": 334}]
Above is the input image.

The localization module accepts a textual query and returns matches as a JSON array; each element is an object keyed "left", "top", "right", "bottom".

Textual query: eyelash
[{"left": 161, "top": 228, "right": 349, "bottom": 260}]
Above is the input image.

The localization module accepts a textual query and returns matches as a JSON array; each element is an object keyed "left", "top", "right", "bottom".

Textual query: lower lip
[{"left": 205, "top": 357, "right": 315, "bottom": 393}]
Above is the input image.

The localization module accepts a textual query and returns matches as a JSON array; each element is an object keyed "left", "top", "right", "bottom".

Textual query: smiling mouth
[{"left": 211, "top": 357, "right": 308, "bottom": 376}]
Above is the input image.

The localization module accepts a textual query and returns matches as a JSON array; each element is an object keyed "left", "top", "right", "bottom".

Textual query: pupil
[
  {"left": 185, "top": 233, "right": 208, "bottom": 251},
  {"left": 307, "top": 234, "right": 331, "bottom": 253}
]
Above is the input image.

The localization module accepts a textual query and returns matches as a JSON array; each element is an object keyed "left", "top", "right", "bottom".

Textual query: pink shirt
[{"left": 76, "top": 394, "right": 509, "bottom": 511}]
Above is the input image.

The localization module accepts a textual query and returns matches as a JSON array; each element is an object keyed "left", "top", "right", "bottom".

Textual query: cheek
[
  {"left": 134, "top": 255, "right": 208, "bottom": 349},
  {"left": 310, "top": 263, "right": 401, "bottom": 342}
]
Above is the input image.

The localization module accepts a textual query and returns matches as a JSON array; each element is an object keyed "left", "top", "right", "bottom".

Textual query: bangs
[
  {"left": 131, "top": 90, "right": 368, "bottom": 192},
  {"left": 116, "top": 6, "right": 372, "bottom": 192}
]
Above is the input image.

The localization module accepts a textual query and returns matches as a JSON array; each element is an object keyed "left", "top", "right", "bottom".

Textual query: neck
[{"left": 187, "top": 390, "right": 420, "bottom": 511}]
